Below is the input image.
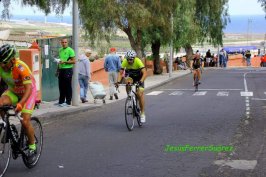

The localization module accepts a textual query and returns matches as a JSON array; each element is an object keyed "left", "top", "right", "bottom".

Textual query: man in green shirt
[{"left": 58, "top": 38, "right": 76, "bottom": 106}]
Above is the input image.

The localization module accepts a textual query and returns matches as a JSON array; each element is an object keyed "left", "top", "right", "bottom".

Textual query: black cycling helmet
[{"left": 0, "top": 44, "right": 16, "bottom": 63}]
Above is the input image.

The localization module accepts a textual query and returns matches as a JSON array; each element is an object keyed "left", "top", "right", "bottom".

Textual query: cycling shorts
[
  {"left": 193, "top": 65, "right": 201, "bottom": 70},
  {"left": 130, "top": 76, "right": 144, "bottom": 91},
  {"left": 3, "top": 87, "right": 37, "bottom": 114}
]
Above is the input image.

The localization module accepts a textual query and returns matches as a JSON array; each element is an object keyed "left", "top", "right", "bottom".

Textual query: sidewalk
[{"left": 34, "top": 70, "right": 191, "bottom": 121}]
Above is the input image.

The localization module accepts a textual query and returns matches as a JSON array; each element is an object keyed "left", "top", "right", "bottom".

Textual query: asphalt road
[{"left": 6, "top": 68, "right": 266, "bottom": 177}]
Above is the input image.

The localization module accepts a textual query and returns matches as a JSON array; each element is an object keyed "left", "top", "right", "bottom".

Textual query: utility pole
[
  {"left": 217, "top": 46, "right": 220, "bottom": 67},
  {"left": 264, "top": 33, "right": 266, "bottom": 54},
  {"left": 247, "top": 19, "right": 252, "bottom": 45},
  {"left": 169, "top": 13, "right": 173, "bottom": 78},
  {"left": 72, "top": 0, "right": 79, "bottom": 106}
]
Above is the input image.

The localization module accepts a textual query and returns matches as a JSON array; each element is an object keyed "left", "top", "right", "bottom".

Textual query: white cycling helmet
[{"left": 125, "top": 50, "right": 136, "bottom": 59}]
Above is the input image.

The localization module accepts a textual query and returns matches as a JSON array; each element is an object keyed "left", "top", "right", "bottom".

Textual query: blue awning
[{"left": 223, "top": 46, "right": 257, "bottom": 54}]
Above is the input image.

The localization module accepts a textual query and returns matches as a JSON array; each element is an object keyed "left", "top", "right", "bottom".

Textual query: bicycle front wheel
[
  {"left": 22, "top": 117, "right": 43, "bottom": 169},
  {"left": 0, "top": 125, "right": 11, "bottom": 177},
  {"left": 125, "top": 97, "right": 134, "bottom": 131},
  {"left": 134, "top": 96, "right": 142, "bottom": 127}
]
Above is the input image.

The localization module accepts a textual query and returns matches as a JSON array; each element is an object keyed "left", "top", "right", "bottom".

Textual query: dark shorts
[
  {"left": 193, "top": 65, "right": 201, "bottom": 70},
  {"left": 126, "top": 74, "right": 145, "bottom": 88}
]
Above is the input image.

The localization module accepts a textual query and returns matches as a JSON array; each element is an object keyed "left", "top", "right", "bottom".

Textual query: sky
[
  {"left": 228, "top": 0, "right": 265, "bottom": 15},
  {"left": 0, "top": 0, "right": 265, "bottom": 16}
]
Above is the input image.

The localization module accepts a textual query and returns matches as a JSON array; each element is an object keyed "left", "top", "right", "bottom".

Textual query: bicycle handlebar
[
  {"left": 0, "top": 105, "right": 20, "bottom": 118},
  {"left": 118, "top": 83, "right": 139, "bottom": 87},
  {"left": 0, "top": 105, "right": 16, "bottom": 111}
]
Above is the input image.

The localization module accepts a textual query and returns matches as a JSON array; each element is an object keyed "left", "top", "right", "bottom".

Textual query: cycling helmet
[
  {"left": 0, "top": 44, "right": 16, "bottom": 63},
  {"left": 125, "top": 50, "right": 136, "bottom": 59}
]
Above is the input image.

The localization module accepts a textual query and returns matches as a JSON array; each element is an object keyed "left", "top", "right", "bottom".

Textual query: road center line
[
  {"left": 162, "top": 89, "right": 243, "bottom": 91},
  {"left": 243, "top": 73, "right": 251, "bottom": 119}
]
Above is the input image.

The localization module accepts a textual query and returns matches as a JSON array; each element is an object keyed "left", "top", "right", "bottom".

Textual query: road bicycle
[
  {"left": 119, "top": 78, "right": 142, "bottom": 131},
  {"left": 0, "top": 105, "right": 43, "bottom": 176},
  {"left": 194, "top": 74, "right": 200, "bottom": 92}
]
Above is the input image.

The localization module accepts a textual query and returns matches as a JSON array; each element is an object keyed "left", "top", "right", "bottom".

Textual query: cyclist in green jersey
[{"left": 117, "top": 50, "right": 147, "bottom": 123}]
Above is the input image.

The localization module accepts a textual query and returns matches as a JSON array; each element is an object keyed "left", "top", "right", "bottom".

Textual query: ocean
[{"left": 9, "top": 14, "right": 266, "bottom": 34}]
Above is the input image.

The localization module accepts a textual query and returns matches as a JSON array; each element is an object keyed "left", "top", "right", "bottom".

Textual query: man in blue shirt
[{"left": 104, "top": 47, "right": 121, "bottom": 100}]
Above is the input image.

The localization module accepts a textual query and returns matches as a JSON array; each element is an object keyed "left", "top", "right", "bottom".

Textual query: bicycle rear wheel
[
  {"left": 22, "top": 117, "right": 43, "bottom": 168},
  {"left": 0, "top": 125, "right": 11, "bottom": 176},
  {"left": 195, "top": 76, "right": 199, "bottom": 92},
  {"left": 125, "top": 97, "right": 134, "bottom": 131}
]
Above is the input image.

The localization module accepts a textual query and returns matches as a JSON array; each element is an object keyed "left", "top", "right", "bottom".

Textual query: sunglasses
[
  {"left": 0, "top": 61, "right": 9, "bottom": 65},
  {"left": 127, "top": 57, "right": 134, "bottom": 61},
  {"left": 61, "top": 42, "right": 68, "bottom": 43}
]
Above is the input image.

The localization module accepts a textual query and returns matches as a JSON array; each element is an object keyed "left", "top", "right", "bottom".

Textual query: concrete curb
[{"left": 38, "top": 105, "right": 101, "bottom": 122}]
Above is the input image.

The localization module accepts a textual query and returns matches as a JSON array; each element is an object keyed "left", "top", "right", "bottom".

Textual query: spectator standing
[
  {"left": 260, "top": 54, "right": 266, "bottom": 67},
  {"left": 78, "top": 49, "right": 92, "bottom": 103},
  {"left": 163, "top": 52, "right": 169, "bottom": 73},
  {"left": 58, "top": 38, "right": 76, "bottom": 107},
  {"left": 245, "top": 50, "right": 252, "bottom": 66},
  {"left": 205, "top": 49, "right": 212, "bottom": 67},
  {"left": 104, "top": 47, "right": 121, "bottom": 100},
  {"left": 219, "top": 49, "right": 225, "bottom": 67},
  {"left": 223, "top": 49, "right": 228, "bottom": 67}
]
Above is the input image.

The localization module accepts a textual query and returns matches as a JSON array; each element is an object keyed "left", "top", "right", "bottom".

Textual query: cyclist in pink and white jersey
[{"left": 0, "top": 44, "right": 37, "bottom": 163}]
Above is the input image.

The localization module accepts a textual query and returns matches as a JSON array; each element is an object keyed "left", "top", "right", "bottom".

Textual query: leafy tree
[
  {"left": 0, "top": 0, "right": 70, "bottom": 19},
  {"left": 173, "top": 0, "right": 229, "bottom": 67},
  {"left": 1, "top": 0, "right": 228, "bottom": 74},
  {"left": 258, "top": 0, "right": 266, "bottom": 16}
]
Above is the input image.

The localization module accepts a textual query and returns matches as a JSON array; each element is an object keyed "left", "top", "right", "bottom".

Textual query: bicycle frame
[
  {"left": 1, "top": 107, "right": 28, "bottom": 158},
  {"left": 120, "top": 83, "right": 139, "bottom": 107}
]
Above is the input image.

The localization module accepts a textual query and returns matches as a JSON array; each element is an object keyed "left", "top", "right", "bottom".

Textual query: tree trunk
[
  {"left": 184, "top": 44, "right": 193, "bottom": 68},
  {"left": 151, "top": 41, "right": 162, "bottom": 74},
  {"left": 123, "top": 27, "right": 143, "bottom": 59}
]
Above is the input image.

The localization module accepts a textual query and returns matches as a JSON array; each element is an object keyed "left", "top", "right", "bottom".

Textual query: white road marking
[
  {"left": 193, "top": 91, "right": 207, "bottom": 96},
  {"left": 264, "top": 92, "right": 266, "bottom": 95},
  {"left": 169, "top": 91, "right": 184, "bottom": 95},
  {"left": 240, "top": 92, "right": 253, "bottom": 97},
  {"left": 214, "top": 160, "right": 257, "bottom": 170},
  {"left": 217, "top": 91, "right": 229, "bottom": 96},
  {"left": 162, "top": 89, "right": 242, "bottom": 91},
  {"left": 243, "top": 73, "right": 251, "bottom": 119},
  {"left": 252, "top": 98, "right": 266, "bottom": 101},
  {"left": 146, "top": 91, "right": 164, "bottom": 95},
  {"left": 243, "top": 73, "right": 248, "bottom": 92}
]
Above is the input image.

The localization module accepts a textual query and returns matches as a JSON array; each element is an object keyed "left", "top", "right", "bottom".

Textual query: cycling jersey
[
  {"left": 0, "top": 59, "right": 37, "bottom": 114},
  {"left": 121, "top": 57, "right": 145, "bottom": 84},
  {"left": 192, "top": 58, "right": 201, "bottom": 69}
]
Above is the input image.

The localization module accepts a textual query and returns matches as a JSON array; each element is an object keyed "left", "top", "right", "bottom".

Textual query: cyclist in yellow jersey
[{"left": 117, "top": 50, "right": 147, "bottom": 123}]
